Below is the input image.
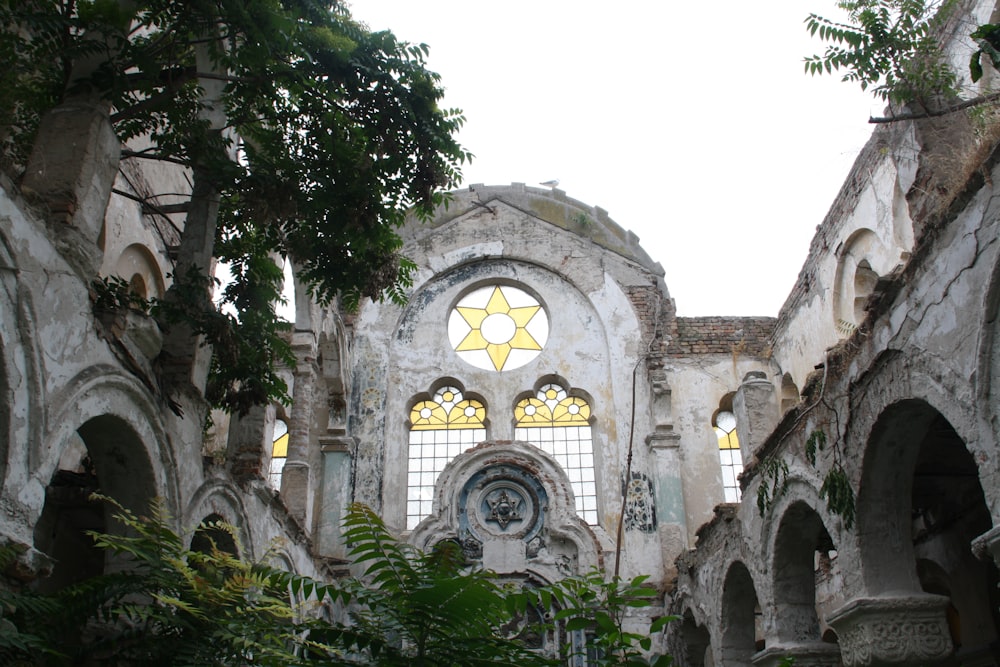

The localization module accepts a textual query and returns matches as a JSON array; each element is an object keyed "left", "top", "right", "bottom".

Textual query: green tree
[
  {"left": 804, "top": 0, "right": 959, "bottom": 107},
  {"left": 0, "top": 1, "right": 470, "bottom": 413}
]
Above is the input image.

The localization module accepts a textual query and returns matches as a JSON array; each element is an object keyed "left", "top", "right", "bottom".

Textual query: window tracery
[
  {"left": 714, "top": 410, "right": 743, "bottom": 502},
  {"left": 407, "top": 385, "right": 486, "bottom": 529},
  {"left": 448, "top": 284, "right": 549, "bottom": 372},
  {"left": 514, "top": 383, "right": 597, "bottom": 524}
]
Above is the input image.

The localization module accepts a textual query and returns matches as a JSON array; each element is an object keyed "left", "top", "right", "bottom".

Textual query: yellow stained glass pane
[
  {"left": 487, "top": 343, "right": 511, "bottom": 371},
  {"left": 456, "top": 329, "right": 489, "bottom": 352},
  {"left": 509, "top": 328, "right": 542, "bottom": 351},
  {"left": 515, "top": 397, "right": 558, "bottom": 426},
  {"left": 449, "top": 400, "right": 486, "bottom": 428},
  {"left": 485, "top": 286, "right": 511, "bottom": 313},
  {"left": 272, "top": 433, "right": 288, "bottom": 458},
  {"left": 411, "top": 400, "right": 449, "bottom": 430},
  {"left": 552, "top": 397, "right": 591, "bottom": 425},
  {"left": 456, "top": 306, "right": 489, "bottom": 329},
  {"left": 509, "top": 305, "right": 540, "bottom": 327},
  {"left": 718, "top": 430, "right": 740, "bottom": 450}
]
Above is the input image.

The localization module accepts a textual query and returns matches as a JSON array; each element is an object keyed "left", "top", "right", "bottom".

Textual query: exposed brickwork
[
  {"left": 667, "top": 316, "right": 775, "bottom": 357},
  {"left": 625, "top": 284, "right": 675, "bottom": 360}
]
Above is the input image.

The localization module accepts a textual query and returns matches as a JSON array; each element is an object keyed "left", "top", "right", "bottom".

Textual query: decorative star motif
[
  {"left": 486, "top": 490, "right": 522, "bottom": 529},
  {"left": 454, "top": 286, "right": 542, "bottom": 371}
]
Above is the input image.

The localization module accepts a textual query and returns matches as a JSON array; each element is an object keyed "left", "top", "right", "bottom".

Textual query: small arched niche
[{"left": 720, "top": 561, "right": 763, "bottom": 663}]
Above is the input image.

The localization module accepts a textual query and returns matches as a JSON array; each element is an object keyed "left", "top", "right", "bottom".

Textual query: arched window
[
  {"left": 269, "top": 418, "right": 288, "bottom": 490},
  {"left": 714, "top": 410, "right": 743, "bottom": 503},
  {"left": 407, "top": 386, "right": 486, "bottom": 529},
  {"left": 514, "top": 383, "right": 597, "bottom": 524}
]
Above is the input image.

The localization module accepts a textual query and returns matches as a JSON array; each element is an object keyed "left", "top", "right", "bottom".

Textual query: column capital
[{"left": 827, "top": 594, "right": 952, "bottom": 666}]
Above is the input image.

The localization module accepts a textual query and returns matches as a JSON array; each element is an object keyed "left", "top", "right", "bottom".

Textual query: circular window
[{"left": 448, "top": 285, "right": 549, "bottom": 372}]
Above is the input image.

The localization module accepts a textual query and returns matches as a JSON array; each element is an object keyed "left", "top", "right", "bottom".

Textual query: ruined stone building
[{"left": 4, "top": 1, "right": 1000, "bottom": 664}]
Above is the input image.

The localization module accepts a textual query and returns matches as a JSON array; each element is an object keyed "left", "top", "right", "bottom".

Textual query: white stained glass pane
[
  {"left": 719, "top": 449, "right": 732, "bottom": 466},
  {"left": 583, "top": 496, "right": 597, "bottom": 510},
  {"left": 580, "top": 467, "right": 595, "bottom": 482},
  {"left": 724, "top": 487, "right": 740, "bottom": 504},
  {"left": 540, "top": 429, "right": 554, "bottom": 442},
  {"left": 568, "top": 468, "right": 582, "bottom": 483},
  {"left": 421, "top": 472, "right": 435, "bottom": 486},
  {"left": 731, "top": 450, "right": 744, "bottom": 468},
  {"left": 582, "top": 482, "right": 596, "bottom": 496},
  {"left": 580, "top": 453, "right": 593, "bottom": 468},
  {"left": 420, "top": 500, "right": 432, "bottom": 515},
  {"left": 722, "top": 467, "right": 736, "bottom": 488},
  {"left": 553, "top": 440, "right": 566, "bottom": 455},
  {"left": 584, "top": 510, "right": 598, "bottom": 524},
  {"left": 409, "top": 432, "right": 420, "bottom": 444}
]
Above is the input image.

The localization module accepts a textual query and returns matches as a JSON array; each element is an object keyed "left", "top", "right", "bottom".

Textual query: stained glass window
[
  {"left": 449, "top": 285, "right": 549, "bottom": 372},
  {"left": 407, "top": 386, "right": 486, "bottom": 529},
  {"left": 715, "top": 410, "right": 743, "bottom": 502},
  {"left": 514, "top": 384, "right": 597, "bottom": 524},
  {"left": 269, "top": 419, "right": 288, "bottom": 490}
]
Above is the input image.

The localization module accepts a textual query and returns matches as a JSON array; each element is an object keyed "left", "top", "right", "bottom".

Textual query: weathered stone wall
[{"left": 669, "top": 1, "right": 1000, "bottom": 662}]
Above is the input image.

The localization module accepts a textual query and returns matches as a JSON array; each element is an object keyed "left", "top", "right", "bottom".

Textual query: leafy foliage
[
  {"left": 0, "top": 499, "right": 675, "bottom": 665},
  {"left": 339, "top": 503, "right": 550, "bottom": 666},
  {"left": 804, "top": 0, "right": 959, "bottom": 104},
  {"left": 514, "top": 569, "right": 675, "bottom": 666},
  {"left": 1, "top": 1, "right": 470, "bottom": 412},
  {"left": 804, "top": 428, "right": 857, "bottom": 530},
  {"left": 755, "top": 455, "right": 790, "bottom": 516},
  {"left": 970, "top": 23, "right": 1000, "bottom": 81}
]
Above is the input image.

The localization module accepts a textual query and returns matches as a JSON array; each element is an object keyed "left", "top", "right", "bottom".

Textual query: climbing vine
[{"left": 805, "top": 427, "right": 856, "bottom": 530}]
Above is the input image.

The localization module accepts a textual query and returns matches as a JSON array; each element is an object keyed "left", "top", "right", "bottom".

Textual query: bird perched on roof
[{"left": 539, "top": 179, "right": 559, "bottom": 188}]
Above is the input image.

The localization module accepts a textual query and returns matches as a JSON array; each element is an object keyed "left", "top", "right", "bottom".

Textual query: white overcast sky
[{"left": 348, "top": 1, "right": 882, "bottom": 316}]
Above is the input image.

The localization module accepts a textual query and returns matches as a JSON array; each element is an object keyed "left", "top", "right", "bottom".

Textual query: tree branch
[{"left": 869, "top": 91, "right": 1000, "bottom": 123}]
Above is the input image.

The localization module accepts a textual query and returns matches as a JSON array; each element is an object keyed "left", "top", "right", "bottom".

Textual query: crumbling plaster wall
[
  {"left": 343, "top": 185, "right": 685, "bottom": 580},
  {"left": 670, "top": 6, "right": 1000, "bottom": 654},
  {"left": 0, "top": 135, "right": 321, "bottom": 582}
]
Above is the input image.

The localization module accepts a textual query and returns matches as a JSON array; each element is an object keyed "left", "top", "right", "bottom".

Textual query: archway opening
[
  {"left": 679, "top": 609, "right": 711, "bottom": 667},
  {"left": 721, "top": 561, "right": 762, "bottom": 663},
  {"left": 191, "top": 513, "right": 239, "bottom": 558},
  {"left": 34, "top": 415, "right": 157, "bottom": 592},
  {"left": 772, "top": 501, "right": 836, "bottom": 644}
]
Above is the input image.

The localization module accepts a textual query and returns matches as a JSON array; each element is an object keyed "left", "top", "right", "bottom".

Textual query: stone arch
[
  {"left": 779, "top": 373, "right": 799, "bottom": 414},
  {"left": 33, "top": 413, "right": 159, "bottom": 591},
  {"left": 719, "top": 560, "right": 762, "bottom": 665},
  {"left": 832, "top": 228, "right": 886, "bottom": 335},
  {"left": 185, "top": 480, "right": 255, "bottom": 560},
  {"left": 0, "top": 234, "right": 43, "bottom": 502},
  {"left": 677, "top": 605, "right": 712, "bottom": 667},
  {"left": 770, "top": 499, "right": 837, "bottom": 644},
  {"left": 113, "top": 242, "right": 165, "bottom": 299},
  {"left": 857, "top": 399, "right": 999, "bottom": 649},
  {"left": 190, "top": 512, "right": 240, "bottom": 558},
  {"left": 410, "top": 441, "right": 608, "bottom": 581}
]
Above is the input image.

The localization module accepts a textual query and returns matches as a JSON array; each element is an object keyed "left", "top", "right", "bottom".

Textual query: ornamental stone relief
[{"left": 827, "top": 595, "right": 953, "bottom": 667}]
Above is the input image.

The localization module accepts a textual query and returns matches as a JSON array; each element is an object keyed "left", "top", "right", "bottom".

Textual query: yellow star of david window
[{"left": 448, "top": 285, "right": 549, "bottom": 371}]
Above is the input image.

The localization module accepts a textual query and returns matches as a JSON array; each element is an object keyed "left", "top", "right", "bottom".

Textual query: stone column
[
  {"left": 647, "top": 429, "right": 686, "bottom": 581},
  {"left": 827, "top": 595, "right": 953, "bottom": 666},
  {"left": 281, "top": 332, "right": 318, "bottom": 526},
  {"left": 226, "top": 403, "right": 274, "bottom": 484},
  {"left": 646, "top": 368, "right": 687, "bottom": 582},
  {"left": 314, "top": 434, "right": 355, "bottom": 560},
  {"left": 733, "top": 371, "right": 778, "bottom": 462}
]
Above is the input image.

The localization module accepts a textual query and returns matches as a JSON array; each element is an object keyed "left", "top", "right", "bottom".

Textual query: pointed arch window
[
  {"left": 407, "top": 386, "right": 486, "bottom": 529},
  {"left": 514, "top": 383, "right": 597, "bottom": 524},
  {"left": 269, "top": 418, "right": 288, "bottom": 490},
  {"left": 714, "top": 410, "right": 743, "bottom": 502}
]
